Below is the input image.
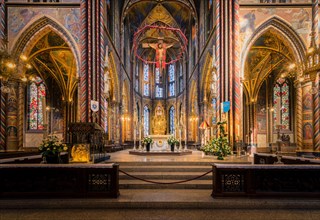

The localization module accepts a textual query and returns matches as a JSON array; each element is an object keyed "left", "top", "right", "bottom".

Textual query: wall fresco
[
  {"left": 240, "top": 7, "right": 311, "bottom": 51},
  {"left": 7, "top": 7, "right": 80, "bottom": 48}
]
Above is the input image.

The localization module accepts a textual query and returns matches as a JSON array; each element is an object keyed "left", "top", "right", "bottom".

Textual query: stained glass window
[
  {"left": 273, "top": 78, "right": 290, "bottom": 130},
  {"left": 143, "top": 64, "right": 149, "bottom": 96},
  {"left": 155, "top": 68, "right": 163, "bottom": 98},
  {"left": 144, "top": 106, "right": 150, "bottom": 136},
  {"left": 168, "top": 64, "right": 175, "bottom": 97},
  {"left": 179, "top": 63, "right": 183, "bottom": 93},
  {"left": 28, "top": 76, "right": 46, "bottom": 130},
  {"left": 169, "top": 106, "right": 175, "bottom": 134}
]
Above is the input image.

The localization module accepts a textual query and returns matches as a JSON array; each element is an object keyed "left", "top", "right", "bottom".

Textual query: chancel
[{"left": 1, "top": 0, "right": 320, "bottom": 219}]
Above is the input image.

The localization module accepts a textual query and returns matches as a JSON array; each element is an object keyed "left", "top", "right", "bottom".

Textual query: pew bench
[
  {"left": 0, "top": 163, "right": 119, "bottom": 198},
  {"left": 212, "top": 163, "right": 320, "bottom": 197}
]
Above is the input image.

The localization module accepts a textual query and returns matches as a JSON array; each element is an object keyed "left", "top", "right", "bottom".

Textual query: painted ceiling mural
[{"left": 240, "top": 7, "right": 311, "bottom": 51}]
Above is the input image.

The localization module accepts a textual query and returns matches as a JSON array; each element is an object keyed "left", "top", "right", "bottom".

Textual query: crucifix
[{"left": 142, "top": 39, "right": 173, "bottom": 77}]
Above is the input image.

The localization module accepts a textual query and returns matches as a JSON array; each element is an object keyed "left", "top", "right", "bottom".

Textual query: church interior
[{"left": 1, "top": 0, "right": 320, "bottom": 219}]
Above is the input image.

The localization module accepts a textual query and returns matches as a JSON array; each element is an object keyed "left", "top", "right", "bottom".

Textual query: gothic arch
[
  {"left": 200, "top": 53, "right": 214, "bottom": 101},
  {"left": 241, "top": 16, "right": 306, "bottom": 79},
  {"left": 11, "top": 16, "right": 80, "bottom": 75},
  {"left": 121, "top": 0, "right": 198, "bottom": 23},
  {"left": 108, "top": 53, "right": 120, "bottom": 102}
]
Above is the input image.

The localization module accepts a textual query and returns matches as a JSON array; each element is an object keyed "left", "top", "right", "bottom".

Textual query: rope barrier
[{"left": 119, "top": 169, "right": 212, "bottom": 185}]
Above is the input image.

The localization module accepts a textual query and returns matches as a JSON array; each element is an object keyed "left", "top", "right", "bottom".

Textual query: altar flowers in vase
[
  {"left": 142, "top": 137, "right": 153, "bottom": 152},
  {"left": 167, "top": 136, "right": 179, "bottom": 152}
]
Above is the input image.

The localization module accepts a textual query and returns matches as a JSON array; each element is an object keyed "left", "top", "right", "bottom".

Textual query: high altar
[
  {"left": 149, "top": 135, "right": 171, "bottom": 151},
  {"left": 149, "top": 103, "right": 171, "bottom": 151}
]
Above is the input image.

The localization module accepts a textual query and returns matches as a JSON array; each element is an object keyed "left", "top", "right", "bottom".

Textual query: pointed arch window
[
  {"left": 155, "top": 67, "right": 163, "bottom": 98},
  {"left": 179, "top": 63, "right": 183, "bottom": 93},
  {"left": 143, "top": 63, "right": 149, "bottom": 96},
  {"left": 169, "top": 106, "right": 175, "bottom": 134},
  {"left": 144, "top": 106, "right": 150, "bottom": 136},
  {"left": 273, "top": 78, "right": 290, "bottom": 130},
  {"left": 168, "top": 64, "right": 175, "bottom": 97},
  {"left": 27, "top": 76, "right": 46, "bottom": 130}
]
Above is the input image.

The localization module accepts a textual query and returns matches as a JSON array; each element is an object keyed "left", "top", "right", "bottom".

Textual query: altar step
[{"left": 118, "top": 162, "right": 212, "bottom": 189}]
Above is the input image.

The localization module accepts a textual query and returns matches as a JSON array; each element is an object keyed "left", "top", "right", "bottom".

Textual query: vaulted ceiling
[
  {"left": 243, "top": 29, "right": 296, "bottom": 101},
  {"left": 122, "top": 0, "right": 197, "bottom": 62}
]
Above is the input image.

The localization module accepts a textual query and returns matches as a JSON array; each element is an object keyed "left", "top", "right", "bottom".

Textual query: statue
[
  {"left": 104, "top": 45, "right": 109, "bottom": 68},
  {"left": 104, "top": 70, "right": 111, "bottom": 98}
]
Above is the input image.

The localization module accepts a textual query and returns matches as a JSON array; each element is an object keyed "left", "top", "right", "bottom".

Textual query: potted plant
[
  {"left": 142, "top": 136, "right": 153, "bottom": 152},
  {"left": 167, "top": 136, "right": 179, "bottom": 152},
  {"left": 200, "top": 121, "right": 231, "bottom": 160},
  {"left": 38, "top": 135, "right": 68, "bottom": 163}
]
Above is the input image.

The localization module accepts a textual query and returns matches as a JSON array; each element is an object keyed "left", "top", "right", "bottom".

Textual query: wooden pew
[
  {"left": 0, "top": 163, "right": 119, "bottom": 198},
  {"left": 212, "top": 163, "right": 320, "bottom": 197}
]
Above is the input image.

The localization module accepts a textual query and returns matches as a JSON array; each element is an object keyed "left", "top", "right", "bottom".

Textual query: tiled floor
[
  {"left": 107, "top": 149, "right": 252, "bottom": 163},
  {"left": 1, "top": 209, "right": 320, "bottom": 220},
  {"left": 1, "top": 150, "right": 319, "bottom": 219}
]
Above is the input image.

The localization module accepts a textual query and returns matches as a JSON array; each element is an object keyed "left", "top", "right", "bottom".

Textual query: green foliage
[
  {"left": 200, "top": 121, "right": 231, "bottom": 160},
  {"left": 142, "top": 136, "right": 154, "bottom": 145},
  {"left": 167, "top": 136, "right": 179, "bottom": 145},
  {"left": 38, "top": 135, "right": 68, "bottom": 157}
]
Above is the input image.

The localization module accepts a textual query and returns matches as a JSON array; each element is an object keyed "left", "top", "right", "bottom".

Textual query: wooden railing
[
  {"left": 254, "top": 153, "right": 320, "bottom": 164},
  {"left": 0, "top": 152, "right": 69, "bottom": 164},
  {"left": 0, "top": 163, "right": 119, "bottom": 198},
  {"left": 212, "top": 163, "right": 320, "bottom": 197}
]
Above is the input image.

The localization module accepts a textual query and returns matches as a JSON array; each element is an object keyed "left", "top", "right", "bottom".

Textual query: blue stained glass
[
  {"left": 156, "top": 85, "right": 163, "bottom": 98},
  {"left": 144, "top": 106, "right": 149, "bottom": 136},
  {"left": 168, "top": 64, "right": 175, "bottom": 96},
  {"left": 169, "top": 106, "right": 175, "bottom": 134},
  {"left": 143, "top": 64, "right": 149, "bottom": 96},
  {"left": 143, "top": 64, "right": 149, "bottom": 81},
  {"left": 169, "top": 83, "right": 175, "bottom": 96},
  {"left": 155, "top": 68, "right": 160, "bottom": 83},
  {"left": 169, "top": 64, "right": 175, "bottom": 82}
]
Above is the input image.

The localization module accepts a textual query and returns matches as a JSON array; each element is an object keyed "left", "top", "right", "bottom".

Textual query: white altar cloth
[{"left": 149, "top": 135, "right": 171, "bottom": 151}]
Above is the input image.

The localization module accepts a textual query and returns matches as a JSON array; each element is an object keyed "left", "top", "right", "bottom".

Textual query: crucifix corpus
[{"left": 142, "top": 39, "right": 173, "bottom": 77}]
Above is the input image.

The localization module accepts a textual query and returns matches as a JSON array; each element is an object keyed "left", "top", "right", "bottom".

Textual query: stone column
[
  {"left": 313, "top": 72, "right": 320, "bottom": 151},
  {"left": 295, "top": 82, "right": 303, "bottom": 149}
]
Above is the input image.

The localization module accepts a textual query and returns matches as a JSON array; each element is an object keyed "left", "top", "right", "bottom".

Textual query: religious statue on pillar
[{"left": 104, "top": 70, "right": 111, "bottom": 99}]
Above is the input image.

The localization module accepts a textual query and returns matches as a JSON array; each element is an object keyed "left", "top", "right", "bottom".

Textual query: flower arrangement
[
  {"left": 38, "top": 135, "right": 68, "bottom": 157},
  {"left": 167, "top": 136, "right": 179, "bottom": 146},
  {"left": 142, "top": 136, "right": 153, "bottom": 145},
  {"left": 200, "top": 121, "right": 231, "bottom": 160}
]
